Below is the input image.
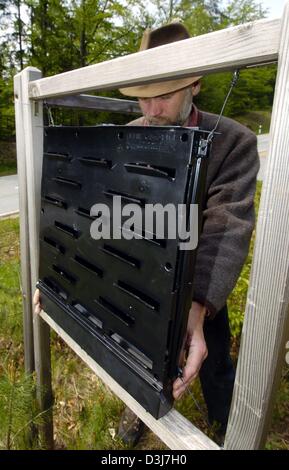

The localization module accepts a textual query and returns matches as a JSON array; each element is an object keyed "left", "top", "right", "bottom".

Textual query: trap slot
[
  {"left": 44, "top": 151, "right": 71, "bottom": 161},
  {"left": 122, "top": 225, "right": 167, "bottom": 248},
  {"left": 100, "top": 244, "right": 141, "bottom": 268},
  {"left": 72, "top": 301, "right": 103, "bottom": 329},
  {"left": 110, "top": 332, "right": 153, "bottom": 371},
  {"left": 115, "top": 280, "right": 159, "bottom": 312},
  {"left": 124, "top": 162, "right": 176, "bottom": 180},
  {"left": 55, "top": 221, "right": 80, "bottom": 238},
  {"left": 74, "top": 255, "right": 103, "bottom": 278},
  {"left": 43, "top": 195, "right": 67, "bottom": 209},
  {"left": 43, "top": 277, "right": 68, "bottom": 300},
  {"left": 78, "top": 157, "right": 112, "bottom": 168},
  {"left": 75, "top": 207, "right": 99, "bottom": 220},
  {"left": 43, "top": 236, "right": 65, "bottom": 254},
  {"left": 52, "top": 176, "right": 82, "bottom": 188},
  {"left": 95, "top": 296, "right": 135, "bottom": 327},
  {"left": 103, "top": 189, "right": 145, "bottom": 206},
  {"left": 52, "top": 264, "right": 77, "bottom": 285}
]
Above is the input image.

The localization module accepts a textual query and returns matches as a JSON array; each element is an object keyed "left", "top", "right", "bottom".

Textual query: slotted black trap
[{"left": 37, "top": 125, "right": 210, "bottom": 418}]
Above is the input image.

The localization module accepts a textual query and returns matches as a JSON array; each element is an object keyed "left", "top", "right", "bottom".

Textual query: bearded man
[{"left": 116, "top": 22, "right": 259, "bottom": 446}]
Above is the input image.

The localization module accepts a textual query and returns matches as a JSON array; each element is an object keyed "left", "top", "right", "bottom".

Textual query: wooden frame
[
  {"left": 45, "top": 95, "right": 140, "bottom": 114},
  {"left": 14, "top": 2, "right": 289, "bottom": 450},
  {"left": 28, "top": 18, "right": 280, "bottom": 99}
]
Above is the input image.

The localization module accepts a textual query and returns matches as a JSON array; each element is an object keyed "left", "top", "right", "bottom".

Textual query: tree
[
  {"left": 0, "top": 2, "right": 17, "bottom": 139},
  {"left": 0, "top": 0, "right": 277, "bottom": 133},
  {"left": 222, "top": 0, "right": 268, "bottom": 26},
  {"left": 12, "top": 0, "right": 26, "bottom": 70},
  {"left": 25, "top": 0, "right": 75, "bottom": 75}
]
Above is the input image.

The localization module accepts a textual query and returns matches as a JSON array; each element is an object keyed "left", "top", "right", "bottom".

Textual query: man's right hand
[{"left": 33, "top": 288, "right": 42, "bottom": 315}]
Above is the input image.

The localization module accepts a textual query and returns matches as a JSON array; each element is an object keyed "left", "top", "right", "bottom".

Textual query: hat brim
[{"left": 119, "top": 76, "right": 201, "bottom": 98}]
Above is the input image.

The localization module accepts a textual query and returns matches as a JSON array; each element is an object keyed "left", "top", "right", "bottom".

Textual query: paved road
[
  {"left": 257, "top": 133, "right": 270, "bottom": 154},
  {"left": 0, "top": 174, "right": 19, "bottom": 218},
  {"left": 0, "top": 134, "right": 270, "bottom": 218},
  {"left": 257, "top": 133, "right": 269, "bottom": 182}
]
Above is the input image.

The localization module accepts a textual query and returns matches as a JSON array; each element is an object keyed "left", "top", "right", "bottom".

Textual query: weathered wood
[
  {"left": 20, "top": 67, "right": 54, "bottom": 449},
  {"left": 46, "top": 94, "right": 141, "bottom": 114},
  {"left": 13, "top": 73, "right": 34, "bottom": 374},
  {"left": 225, "top": 1, "right": 289, "bottom": 450},
  {"left": 40, "top": 310, "right": 219, "bottom": 450},
  {"left": 28, "top": 18, "right": 280, "bottom": 100}
]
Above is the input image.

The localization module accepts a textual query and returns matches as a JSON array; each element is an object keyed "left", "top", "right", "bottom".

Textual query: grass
[
  {"left": 234, "top": 110, "right": 271, "bottom": 134},
  {"left": 0, "top": 183, "right": 288, "bottom": 449},
  {"left": 0, "top": 162, "right": 17, "bottom": 177},
  {"left": 0, "top": 218, "right": 39, "bottom": 450}
]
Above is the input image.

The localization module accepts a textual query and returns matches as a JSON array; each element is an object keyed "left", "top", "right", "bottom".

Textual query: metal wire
[
  {"left": 44, "top": 101, "right": 55, "bottom": 126},
  {"left": 207, "top": 69, "right": 240, "bottom": 144}
]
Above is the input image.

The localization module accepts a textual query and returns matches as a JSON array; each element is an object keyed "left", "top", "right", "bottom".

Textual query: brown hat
[{"left": 119, "top": 22, "right": 201, "bottom": 98}]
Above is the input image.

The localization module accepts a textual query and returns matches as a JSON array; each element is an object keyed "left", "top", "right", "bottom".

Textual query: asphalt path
[{"left": 0, "top": 174, "right": 19, "bottom": 218}]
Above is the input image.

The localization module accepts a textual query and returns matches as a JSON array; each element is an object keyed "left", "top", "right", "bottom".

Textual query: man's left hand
[{"left": 172, "top": 301, "right": 208, "bottom": 400}]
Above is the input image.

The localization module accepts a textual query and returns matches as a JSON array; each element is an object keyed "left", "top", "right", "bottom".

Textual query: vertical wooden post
[
  {"left": 14, "top": 73, "right": 34, "bottom": 374},
  {"left": 20, "top": 67, "right": 54, "bottom": 449},
  {"left": 225, "top": 1, "right": 289, "bottom": 450}
]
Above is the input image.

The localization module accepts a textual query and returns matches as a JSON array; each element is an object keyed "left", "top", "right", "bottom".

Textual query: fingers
[
  {"left": 173, "top": 370, "right": 199, "bottom": 400},
  {"left": 33, "top": 288, "right": 42, "bottom": 315},
  {"left": 173, "top": 340, "right": 207, "bottom": 400}
]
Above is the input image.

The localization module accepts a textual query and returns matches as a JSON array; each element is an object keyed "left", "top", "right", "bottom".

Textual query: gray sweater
[{"left": 128, "top": 111, "right": 260, "bottom": 317}]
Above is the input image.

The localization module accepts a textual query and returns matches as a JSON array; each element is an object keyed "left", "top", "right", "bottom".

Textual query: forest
[{"left": 0, "top": 0, "right": 277, "bottom": 139}]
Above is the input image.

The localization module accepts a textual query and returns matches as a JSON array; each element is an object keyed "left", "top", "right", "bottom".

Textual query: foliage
[
  {"left": 0, "top": 218, "right": 41, "bottom": 450},
  {"left": 227, "top": 181, "right": 262, "bottom": 338},
  {"left": 0, "top": 367, "right": 40, "bottom": 450},
  {"left": 234, "top": 110, "right": 271, "bottom": 134},
  {"left": 0, "top": 140, "right": 17, "bottom": 176},
  {"left": 0, "top": 0, "right": 278, "bottom": 141},
  {"left": 195, "top": 65, "right": 277, "bottom": 117}
]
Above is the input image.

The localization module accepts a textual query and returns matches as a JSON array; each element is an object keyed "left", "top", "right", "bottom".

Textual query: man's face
[{"left": 138, "top": 87, "right": 194, "bottom": 126}]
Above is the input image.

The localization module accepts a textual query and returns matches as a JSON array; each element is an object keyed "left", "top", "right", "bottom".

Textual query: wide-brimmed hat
[{"left": 119, "top": 22, "right": 201, "bottom": 98}]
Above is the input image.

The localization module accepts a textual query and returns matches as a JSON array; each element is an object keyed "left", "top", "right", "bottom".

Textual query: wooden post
[
  {"left": 225, "top": 0, "right": 289, "bottom": 450},
  {"left": 19, "top": 67, "right": 54, "bottom": 449},
  {"left": 14, "top": 73, "right": 34, "bottom": 374}
]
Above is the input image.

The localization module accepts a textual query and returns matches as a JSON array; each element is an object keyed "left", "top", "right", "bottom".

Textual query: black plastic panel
[{"left": 38, "top": 125, "right": 210, "bottom": 418}]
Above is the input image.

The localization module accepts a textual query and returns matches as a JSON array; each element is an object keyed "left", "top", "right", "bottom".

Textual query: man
[
  {"left": 34, "top": 22, "right": 259, "bottom": 447},
  {"left": 116, "top": 22, "right": 259, "bottom": 446}
]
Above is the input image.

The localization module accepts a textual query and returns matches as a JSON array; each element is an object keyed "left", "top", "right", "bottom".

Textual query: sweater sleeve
[{"left": 192, "top": 124, "right": 260, "bottom": 317}]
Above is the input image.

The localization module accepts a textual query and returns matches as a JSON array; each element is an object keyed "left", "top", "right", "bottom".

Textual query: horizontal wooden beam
[
  {"left": 45, "top": 94, "right": 141, "bottom": 114},
  {"left": 29, "top": 18, "right": 280, "bottom": 100},
  {"left": 40, "top": 310, "right": 219, "bottom": 450}
]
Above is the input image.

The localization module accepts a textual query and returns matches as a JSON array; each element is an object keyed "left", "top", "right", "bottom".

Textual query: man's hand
[
  {"left": 33, "top": 288, "right": 42, "bottom": 315},
  {"left": 173, "top": 301, "right": 208, "bottom": 400}
]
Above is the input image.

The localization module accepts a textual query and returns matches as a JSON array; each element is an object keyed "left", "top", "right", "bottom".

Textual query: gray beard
[{"left": 146, "top": 91, "right": 193, "bottom": 127}]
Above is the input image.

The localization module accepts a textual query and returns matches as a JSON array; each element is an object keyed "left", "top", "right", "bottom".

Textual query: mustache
[{"left": 145, "top": 116, "right": 174, "bottom": 126}]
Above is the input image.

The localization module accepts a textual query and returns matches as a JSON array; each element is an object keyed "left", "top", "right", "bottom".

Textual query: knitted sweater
[{"left": 128, "top": 111, "right": 260, "bottom": 317}]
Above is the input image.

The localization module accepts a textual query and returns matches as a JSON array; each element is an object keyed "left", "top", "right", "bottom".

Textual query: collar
[{"left": 187, "top": 103, "right": 199, "bottom": 127}]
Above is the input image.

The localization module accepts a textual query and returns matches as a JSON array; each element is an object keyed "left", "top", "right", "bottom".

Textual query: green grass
[
  {"left": 234, "top": 110, "right": 271, "bottom": 134},
  {"left": 0, "top": 162, "right": 17, "bottom": 177},
  {"left": 0, "top": 184, "right": 288, "bottom": 449},
  {"left": 0, "top": 218, "right": 41, "bottom": 449}
]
